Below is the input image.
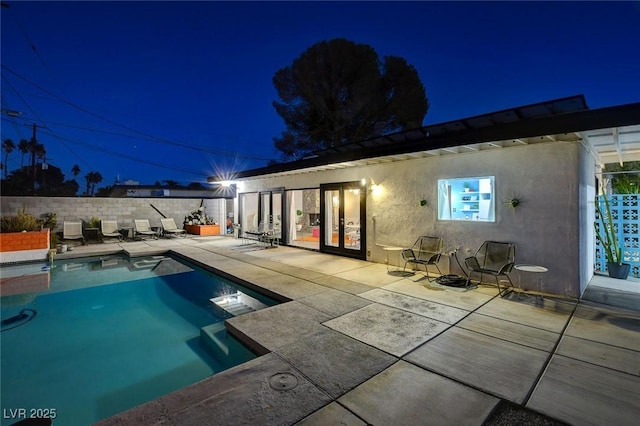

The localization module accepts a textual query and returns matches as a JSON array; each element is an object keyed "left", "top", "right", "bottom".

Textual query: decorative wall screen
[{"left": 595, "top": 194, "right": 639, "bottom": 277}]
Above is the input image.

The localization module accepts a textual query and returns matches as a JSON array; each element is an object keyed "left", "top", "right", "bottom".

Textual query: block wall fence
[{"left": 0, "top": 196, "right": 227, "bottom": 235}]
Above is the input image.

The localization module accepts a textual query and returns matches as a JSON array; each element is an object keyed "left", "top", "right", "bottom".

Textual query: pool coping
[{"left": 6, "top": 236, "right": 638, "bottom": 426}]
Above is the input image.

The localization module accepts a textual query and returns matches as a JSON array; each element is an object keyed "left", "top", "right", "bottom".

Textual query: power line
[
  {"left": 7, "top": 116, "right": 269, "bottom": 159},
  {"left": 35, "top": 127, "right": 210, "bottom": 178},
  {"left": 1, "top": 74, "right": 89, "bottom": 168},
  {"left": 1, "top": 116, "right": 240, "bottom": 179},
  {"left": 1, "top": 65, "right": 275, "bottom": 161},
  {"left": 1, "top": 94, "right": 27, "bottom": 140},
  {"left": 2, "top": 71, "right": 269, "bottom": 180},
  {"left": 3, "top": 2, "right": 134, "bottom": 176}
]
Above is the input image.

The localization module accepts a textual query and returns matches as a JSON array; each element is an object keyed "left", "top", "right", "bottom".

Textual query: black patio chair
[
  {"left": 464, "top": 241, "right": 515, "bottom": 296},
  {"left": 402, "top": 236, "right": 444, "bottom": 281}
]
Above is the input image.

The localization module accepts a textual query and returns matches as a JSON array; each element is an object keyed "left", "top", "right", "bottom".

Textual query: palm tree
[
  {"left": 92, "top": 172, "right": 103, "bottom": 196},
  {"left": 34, "top": 143, "right": 46, "bottom": 165},
  {"left": 84, "top": 172, "right": 91, "bottom": 195},
  {"left": 27, "top": 138, "right": 38, "bottom": 169},
  {"left": 18, "top": 139, "right": 29, "bottom": 168},
  {"left": 85, "top": 171, "right": 103, "bottom": 196},
  {"left": 71, "top": 164, "right": 80, "bottom": 181},
  {"left": 2, "top": 138, "right": 15, "bottom": 178}
]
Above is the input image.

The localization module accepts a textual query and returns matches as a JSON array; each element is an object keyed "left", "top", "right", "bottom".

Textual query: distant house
[
  {"left": 210, "top": 95, "right": 640, "bottom": 299},
  {"left": 108, "top": 183, "right": 236, "bottom": 199}
]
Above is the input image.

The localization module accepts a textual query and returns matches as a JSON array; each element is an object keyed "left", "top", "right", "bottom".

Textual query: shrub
[
  {"left": 0, "top": 207, "right": 42, "bottom": 233},
  {"left": 184, "top": 206, "right": 215, "bottom": 225},
  {"left": 40, "top": 212, "right": 58, "bottom": 230},
  {"left": 81, "top": 216, "right": 101, "bottom": 229}
]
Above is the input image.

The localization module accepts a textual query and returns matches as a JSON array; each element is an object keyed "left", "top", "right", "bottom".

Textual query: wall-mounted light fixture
[{"left": 366, "top": 179, "right": 383, "bottom": 197}]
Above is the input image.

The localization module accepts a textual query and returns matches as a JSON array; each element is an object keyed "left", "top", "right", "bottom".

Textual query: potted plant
[
  {"left": 594, "top": 194, "right": 630, "bottom": 279},
  {"left": 80, "top": 216, "right": 102, "bottom": 243},
  {"left": 183, "top": 206, "right": 220, "bottom": 235},
  {"left": 40, "top": 212, "right": 59, "bottom": 250},
  {"left": 295, "top": 209, "right": 303, "bottom": 231},
  {"left": 184, "top": 206, "right": 215, "bottom": 226}
]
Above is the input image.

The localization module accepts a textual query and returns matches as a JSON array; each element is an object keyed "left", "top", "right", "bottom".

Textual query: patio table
[
  {"left": 383, "top": 246, "right": 413, "bottom": 276},
  {"left": 515, "top": 264, "right": 548, "bottom": 300}
]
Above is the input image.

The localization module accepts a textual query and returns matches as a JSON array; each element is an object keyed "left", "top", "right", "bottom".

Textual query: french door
[{"left": 320, "top": 182, "right": 366, "bottom": 259}]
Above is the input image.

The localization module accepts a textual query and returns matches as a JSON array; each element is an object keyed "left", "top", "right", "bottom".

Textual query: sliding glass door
[
  {"left": 239, "top": 189, "right": 283, "bottom": 240},
  {"left": 286, "top": 189, "right": 320, "bottom": 250},
  {"left": 259, "top": 190, "right": 283, "bottom": 240}
]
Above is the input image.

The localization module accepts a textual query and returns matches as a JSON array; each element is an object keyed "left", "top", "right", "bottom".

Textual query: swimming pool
[{"left": 0, "top": 255, "right": 279, "bottom": 426}]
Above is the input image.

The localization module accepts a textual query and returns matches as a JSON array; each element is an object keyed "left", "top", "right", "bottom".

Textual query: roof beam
[
  {"left": 613, "top": 128, "right": 623, "bottom": 166},
  {"left": 579, "top": 134, "right": 601, "bottom": 165}
]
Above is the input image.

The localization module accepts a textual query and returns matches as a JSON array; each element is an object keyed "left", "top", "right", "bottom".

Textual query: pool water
[{"left": 0, "top": 255, "right": 278, "bottom": 426}]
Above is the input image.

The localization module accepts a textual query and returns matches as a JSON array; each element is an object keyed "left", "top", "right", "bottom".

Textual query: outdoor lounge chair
[
  {"left": 464, "top": 241, "right": 515, "bottom": 296},
  {"left": 100, "top": 220, "right": 123, "bottom": 242},
  {"left": 160, "top": 218, "right": 187, "bottom": 238},
  {"left": 62, "top": 221, "right": 85, "bottom": 245},
  {"left": 134, "top": 219, "right": 158, "bottom": 240},
  {"left": 402, "top": 236, "right": 443, "bottom": 280}
]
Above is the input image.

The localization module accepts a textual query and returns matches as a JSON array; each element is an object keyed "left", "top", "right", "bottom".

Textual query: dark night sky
[{"left": 2, "top": 1, "right": 639, "bottom": 187}]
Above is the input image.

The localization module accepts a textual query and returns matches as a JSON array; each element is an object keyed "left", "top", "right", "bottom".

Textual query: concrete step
[
  {"left": 200, "top": 322, "right": 229, "bottom": 358},
  {"left": 199, "top": 322, "right": 256, "bottom": 369},
  {"left": 210, "top": 291, "right": 268, "bottom": 317}
]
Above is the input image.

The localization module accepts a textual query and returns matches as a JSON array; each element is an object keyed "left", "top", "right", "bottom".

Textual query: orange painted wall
[{"left": 0, "top": 229, "right": 50, "bottom": 252}]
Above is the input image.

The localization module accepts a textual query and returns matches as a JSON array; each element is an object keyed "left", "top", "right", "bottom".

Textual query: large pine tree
[{"left": 272, "top": 38, "right": 429, "bottom": 160}]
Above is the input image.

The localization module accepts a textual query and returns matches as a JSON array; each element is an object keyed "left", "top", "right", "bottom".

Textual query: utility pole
[
  {"left": 25, "top": 123, "right": 45, "bottom": 195},
  {"left": 40, "top": 154, "right": 51, "bottom": 192},
  {"left": 30, "top": 123, "right": 38, "bottom": 195}
]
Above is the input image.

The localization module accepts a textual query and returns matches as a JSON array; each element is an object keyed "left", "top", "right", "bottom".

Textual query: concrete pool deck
[{"left": 53, "top": 236, "right": 639, "bottom": 425}]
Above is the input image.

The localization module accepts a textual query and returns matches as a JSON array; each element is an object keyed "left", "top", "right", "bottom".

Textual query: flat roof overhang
[
  {"left": 581, "top": 125, "right": 640, "bottom": 165},
  {"left": 209, "top": 101, "right": 640, "bottom": 182}
]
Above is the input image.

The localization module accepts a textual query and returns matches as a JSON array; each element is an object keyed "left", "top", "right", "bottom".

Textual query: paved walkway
[{"left": 57, "top": 236, "right": 639, "bottom": 426}]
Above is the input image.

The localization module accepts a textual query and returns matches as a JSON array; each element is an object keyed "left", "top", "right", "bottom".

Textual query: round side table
[
  {"left": 382, "top": 246, "right": 410, "bottom": 275},
  {"left": 514, "top": 264, "right": 548, "bottom": 299}
]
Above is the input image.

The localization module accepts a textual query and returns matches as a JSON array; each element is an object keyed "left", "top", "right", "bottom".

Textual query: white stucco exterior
[{"left": 236, "top": 139, "right": 591, "bottom": 298}]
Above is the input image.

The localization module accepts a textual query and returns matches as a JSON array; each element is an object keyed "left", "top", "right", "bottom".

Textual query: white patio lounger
[
  {"left": 101, "top": 220, "right": 123, "bottom": 242},
  {"left": 63, "top": 221, "right": 85, "bottom": 245},
  {"left": 134, "top": 219, "right": 158, "bottom": 240},
  {"left": 160, "top": 218, "right": 187, "bottom": 238}
]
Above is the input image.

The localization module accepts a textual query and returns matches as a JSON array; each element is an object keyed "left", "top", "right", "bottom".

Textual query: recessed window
[{"left": 438, "top": 176, "right": 495, "bottom": 222}]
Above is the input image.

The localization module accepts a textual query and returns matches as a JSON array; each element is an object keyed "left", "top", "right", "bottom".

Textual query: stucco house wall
[
  {"left": 238, "top": 140, "right": 585, "bottom": 298},
  {"left": 578, "top": 142, "right": 597, "bottom": 295},
  {"left": 0, "top": 197, "right": 227, "bottom": 236}
]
